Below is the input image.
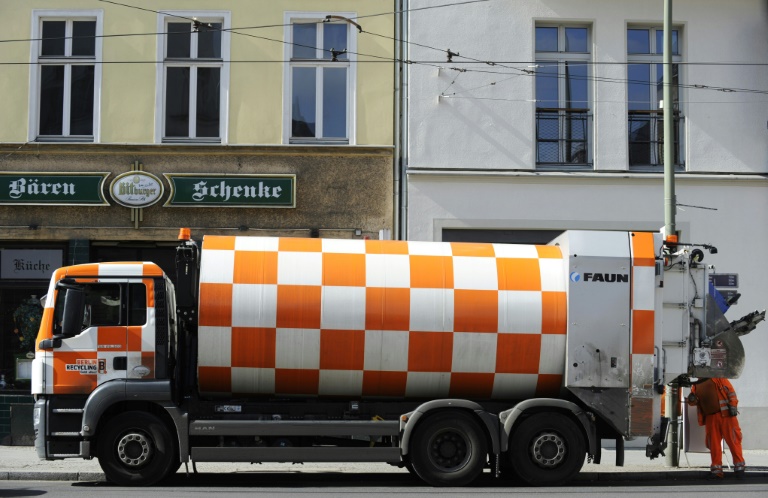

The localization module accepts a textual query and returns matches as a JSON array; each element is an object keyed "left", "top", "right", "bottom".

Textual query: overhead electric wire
[
  {"left": 2, "top": 58, "right": 765, "bottom": 97},
  {"left": 434, "top": 95, "right": 768, "bottom": 105},
  {"left": 0, "top": 0, "right": 765, "bottom": 97}
]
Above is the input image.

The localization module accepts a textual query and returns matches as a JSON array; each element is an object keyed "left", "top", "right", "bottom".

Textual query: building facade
[
  {"left": 0, "top": 0, "right": 396, "bottom": 403},
  {"left": 404, "top": 0, "right": 768, "bottom": 447}
]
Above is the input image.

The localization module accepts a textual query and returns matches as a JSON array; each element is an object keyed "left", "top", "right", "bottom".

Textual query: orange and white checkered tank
[{"left": 196, "top": 236, "right": 567, "bottom": 400}]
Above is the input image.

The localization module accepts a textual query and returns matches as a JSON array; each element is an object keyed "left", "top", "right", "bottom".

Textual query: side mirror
[
  {"left": 38, "top": 336, "right": 63, "bottom": 350},
  {"left": 61, "top": 287, "right": 86, "bottom": 337}
]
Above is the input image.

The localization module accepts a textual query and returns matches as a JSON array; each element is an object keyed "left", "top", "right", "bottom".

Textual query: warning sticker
[{"left": 710, "top": 349, "right": 727, "bottom": 370}]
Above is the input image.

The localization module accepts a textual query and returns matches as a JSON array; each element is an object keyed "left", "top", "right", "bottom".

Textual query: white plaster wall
[
  {"left": 407, "top": 0, "right": 768, "bottom": 173},
  {"left": 406, "top": 0, "right": 768, "bottom": 446},
  {"left": 407, "top": 172, "right": 768, "bottom": 447}
]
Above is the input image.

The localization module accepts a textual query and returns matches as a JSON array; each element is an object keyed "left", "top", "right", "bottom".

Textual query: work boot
[
  {"left": 707, "top": 472, "right": 724, "bottom": 481},
  {"left": 734, "top": 469, "right": 746, "bottom": 480}
]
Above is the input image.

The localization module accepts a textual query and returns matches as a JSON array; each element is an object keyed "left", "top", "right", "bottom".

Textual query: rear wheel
[
  {"left": 507, "top": 412, "right": 586, "bottom": 486},
  {"left": 410, "top": 411, "right": 488, "bottom": 486},
  {"left": 97, "top": 411, "right": 177, "bottom": 486}
]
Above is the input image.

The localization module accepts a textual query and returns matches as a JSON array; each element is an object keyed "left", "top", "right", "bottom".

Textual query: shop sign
[
  {"left": 163, "top": 174, "right": 296, "bottom": 208},
  {"left": 109, "top": 171, "right": 164, "bottom": 208},
  {"left": 0, "top": 172, "right": 110, "bottom": 206},
  {"left": 1, "top": 249, "right": 62, "bottom": 280}
]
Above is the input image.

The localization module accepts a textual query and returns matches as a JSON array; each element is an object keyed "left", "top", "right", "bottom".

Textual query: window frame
[
  {"left": 28, "top": 9, "right": 103, "bottom": 143},
  {"left": 626, "top": 25, "right": 685, "bottom": 170},
  {"left": 154, "top": 11, "right": 231, "bottom": 144},
  {"left": 534, "top": 23, "right": 593, "bottom": 168},
  {"left": 283, "top": 11, "right": 357, "bottom": 145}
]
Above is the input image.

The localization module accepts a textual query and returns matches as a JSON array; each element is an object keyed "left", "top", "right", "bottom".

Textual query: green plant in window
[{"left": 13, "top": 296, "right": 43, "bottom": 352}]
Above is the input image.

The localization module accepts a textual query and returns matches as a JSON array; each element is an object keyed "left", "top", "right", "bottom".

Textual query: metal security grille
[
  {"left": 536, "top": 109, "right": 592, "bottom": 165},
  {"left": 628, "top": 110, "right": 684, "bottom": 167}
]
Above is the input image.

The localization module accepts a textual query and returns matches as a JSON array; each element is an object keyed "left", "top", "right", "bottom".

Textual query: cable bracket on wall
[{"left": 130, "top": 160, "right": 144, "bottom": 230}]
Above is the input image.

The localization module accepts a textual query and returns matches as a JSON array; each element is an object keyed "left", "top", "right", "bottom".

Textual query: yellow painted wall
[{"left": 1, "top": 1, "right": 395, "bottom": 145}]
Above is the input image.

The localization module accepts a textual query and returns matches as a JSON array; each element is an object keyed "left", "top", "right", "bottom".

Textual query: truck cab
[{"left": 32, "top": 263, "right": 179, "bottom": 472}]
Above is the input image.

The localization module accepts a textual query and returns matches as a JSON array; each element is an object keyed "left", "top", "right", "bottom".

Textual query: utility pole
[
  {"left": 663, "top": 0, "right": 676, "bottom": 239},
  {"left": 662, "top": 0, "right": 680, "bottom": 469}
]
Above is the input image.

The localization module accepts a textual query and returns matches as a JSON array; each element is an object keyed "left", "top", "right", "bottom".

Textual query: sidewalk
[{"left": 2, "top": 445, "right": 768, "bottom": 482}]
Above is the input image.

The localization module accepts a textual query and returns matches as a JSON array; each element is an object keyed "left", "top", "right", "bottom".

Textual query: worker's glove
[
  {"left": 687, "top": 393, "right": 697, "bottom": 405},
  {"left": 728, "top": 404, "right": 739, "bottom": 417}
]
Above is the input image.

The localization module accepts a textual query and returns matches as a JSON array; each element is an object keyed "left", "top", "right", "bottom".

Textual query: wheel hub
[
  {"left": 117, "top": 432, "right": 152, "bottom": 467},
  {"left": 429, "top": 430, "right": 469, "bottom": 471},
  {"left": 530, "top": 431, "right": 566, "bottom": 468}
]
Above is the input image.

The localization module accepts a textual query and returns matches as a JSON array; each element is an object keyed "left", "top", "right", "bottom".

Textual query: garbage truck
[{"left": 31, "top": 229, "right": 764, "bottom": 486}]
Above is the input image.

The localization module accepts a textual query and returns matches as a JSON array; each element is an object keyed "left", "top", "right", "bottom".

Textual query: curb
[
  {"left": 1, "top": 471, "right": 105, "bottom": 481},
  {"left": 575, "top": 470, "right": 708, "bottom": 482},
  {"left": 0, "top": 470, "right": 708, "bottom": 483},
  {"left": 1, "top": 469, "right": 764, "bottom": 483}
]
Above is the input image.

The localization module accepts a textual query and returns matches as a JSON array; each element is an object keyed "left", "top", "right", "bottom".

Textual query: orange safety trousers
[{"left": 705, "top": 413, "right": 745, "bottom": 475}]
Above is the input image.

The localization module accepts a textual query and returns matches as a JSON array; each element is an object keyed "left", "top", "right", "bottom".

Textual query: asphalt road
[{"left": 1, "top": 473, "right": 768, "bottom": 498}]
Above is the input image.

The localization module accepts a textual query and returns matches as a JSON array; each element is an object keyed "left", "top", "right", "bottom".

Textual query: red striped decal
[
  {"left": 631, "top": 232, "right": 656, "bottom": 267},
  {"left": 632, "top": 310, "right": 655, "bottom": 355}
]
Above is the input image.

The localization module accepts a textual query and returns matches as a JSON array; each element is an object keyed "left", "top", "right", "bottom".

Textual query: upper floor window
[
  {"left": 30, "top": 12, "right": 102, "bottom": 142},
  {"left": 535, "top": 25, "right": 591, "bottom": 167},
  {"left": 627, "top": 27, "right": 684, "bottom": 168},
  {"left": 284, "top": 13, "right": 357, "bottom": 144},
  {"left": 157, "top": 13, "right": 230, "bottom": 143}
]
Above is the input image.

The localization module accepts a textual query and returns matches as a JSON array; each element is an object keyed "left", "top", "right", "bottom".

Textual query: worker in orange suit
[{"left": 687, "top": 378, "right": 745, "bottom": 480}]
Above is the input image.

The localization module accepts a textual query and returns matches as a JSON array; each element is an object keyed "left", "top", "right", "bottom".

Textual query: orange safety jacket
[{"left": 690, "top": 378, "right": 738, "bottom": 426}]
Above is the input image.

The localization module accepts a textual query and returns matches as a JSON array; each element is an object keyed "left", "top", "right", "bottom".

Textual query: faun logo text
[
  {"left": 583, "top": 272, "right": 629, "bottom": 283},
  {"left": 571, "top": 272, "right": 629, "bottom": 283}
]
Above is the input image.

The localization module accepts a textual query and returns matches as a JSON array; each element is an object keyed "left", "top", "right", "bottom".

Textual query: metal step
[{"left": 53, "top": 408, "right": 84, "bottom": 414}]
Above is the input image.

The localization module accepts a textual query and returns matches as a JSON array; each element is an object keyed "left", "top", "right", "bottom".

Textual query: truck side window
[
  {"left": 84, "top": 284, "right": 122, "bottom": 327},
  {"left": 128, "top": 283, "right": 147, "bottom": 326},
  {"left": 53, "top": 292, "right": 65, "bottom": 337}
]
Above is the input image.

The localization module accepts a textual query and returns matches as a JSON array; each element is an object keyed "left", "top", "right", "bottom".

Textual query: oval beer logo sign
[{"left": 109, "top": 171, "right": 164, "bottom": 208}]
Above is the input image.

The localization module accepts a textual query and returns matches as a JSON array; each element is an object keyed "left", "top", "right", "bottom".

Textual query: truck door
[{"left": 51, "top": 280, "right": 149, "bottom": 394}]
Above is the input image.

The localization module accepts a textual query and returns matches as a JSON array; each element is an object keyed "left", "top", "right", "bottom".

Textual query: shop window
[{"left": 1, "top": 290, "right": 46, "bottom": 390}]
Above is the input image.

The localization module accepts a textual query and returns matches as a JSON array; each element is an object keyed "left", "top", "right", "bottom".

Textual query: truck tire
[
  {"left": 507, "top": 412, "right": 586, "bottom": 486},
  {"left": 410, "top": 411, "right": 488, "bottom": 486},
  {"left": 97, "top": 411, "right": 177, "bottom": 486}
]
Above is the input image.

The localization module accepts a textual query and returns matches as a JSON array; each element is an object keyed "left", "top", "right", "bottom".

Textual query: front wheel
[
  {"left": 97, "top": 411, "right": 177, "bottom": 486},
  {"left": 507, "top": 412, "right": 586, "bottom": 486},
  {"left": 410, "top": 411, "right": 488, "bottom": 486}
]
